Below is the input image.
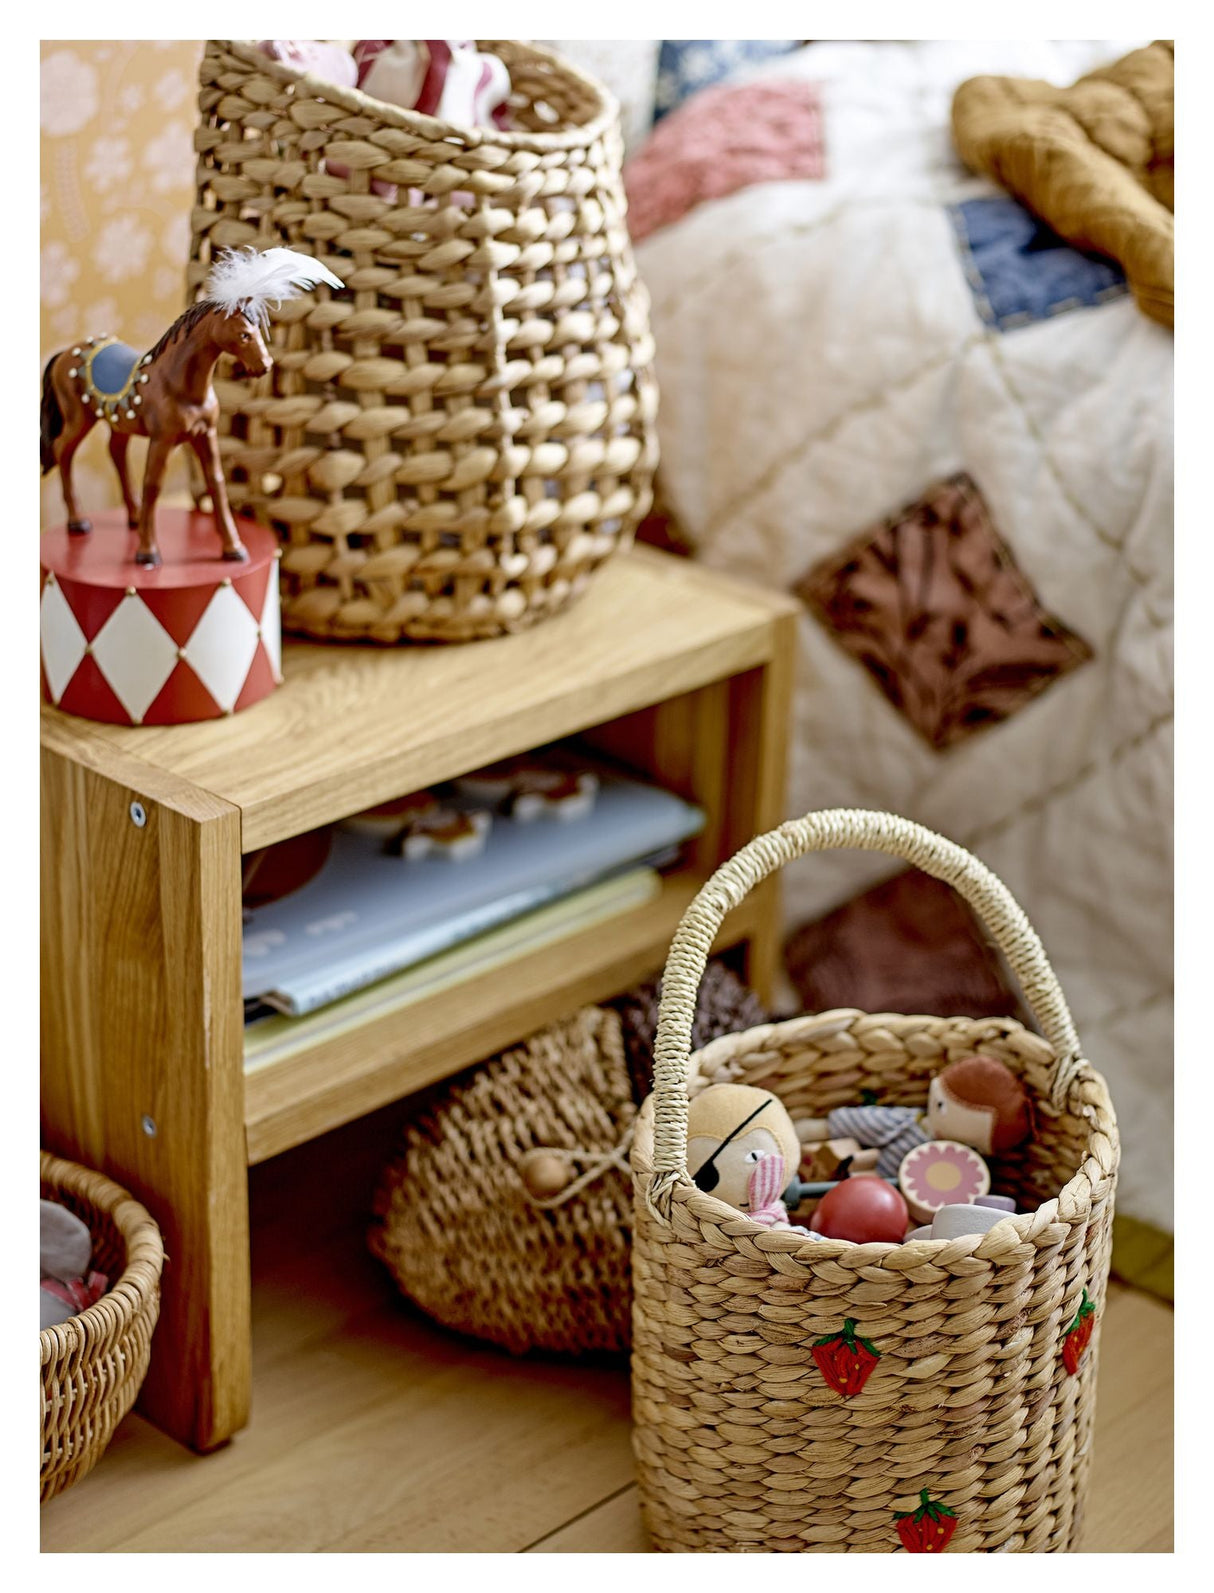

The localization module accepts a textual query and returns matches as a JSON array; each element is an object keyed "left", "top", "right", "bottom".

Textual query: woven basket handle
[{"left": 647, "top": 808, "right": 1086, "bottom": 1219}]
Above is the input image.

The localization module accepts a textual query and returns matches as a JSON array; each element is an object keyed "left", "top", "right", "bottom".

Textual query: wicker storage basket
[
  {"left": 371, "top": 1006, "right": 635, "bottom": 1354},
  {"left": 370, "top": 965, "right": 768, "bottom": 1355},
  {"left": 190, "top": 39, "right": 658, "bottom": 643},
  {"left": 632, "top": 810, "right": 1119, "bottom": 1554},
  {"left": 40, "top": 1152, "right": 164, "bottom": 1502}
]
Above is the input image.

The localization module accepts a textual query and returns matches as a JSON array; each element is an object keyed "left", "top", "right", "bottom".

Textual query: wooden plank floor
[{"left": 42, "top": 1107, "right": 1173, "bottom": 1553}]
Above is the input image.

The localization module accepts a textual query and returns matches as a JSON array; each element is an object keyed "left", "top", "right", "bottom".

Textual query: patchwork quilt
[{"left": 633, "top": 40, "right": 1173, "bottom": 1230}]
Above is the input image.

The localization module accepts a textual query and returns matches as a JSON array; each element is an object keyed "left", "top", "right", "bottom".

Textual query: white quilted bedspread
[{"left": 635, "top": 41, "right": 1173, "bottom": 1229}]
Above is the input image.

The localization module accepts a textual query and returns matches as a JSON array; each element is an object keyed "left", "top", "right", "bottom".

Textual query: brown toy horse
[{"left": 40, "top": 247, "right": 343, "bottom": 568}]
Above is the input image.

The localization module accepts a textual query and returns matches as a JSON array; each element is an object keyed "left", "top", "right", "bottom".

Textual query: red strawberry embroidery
[
  {"left": 812, "top": 1318, "right": 881, "bottom": 1397},
  {"left": 895, "top": 1490, "right": 958, "bottom": 1553},
  {"left": 1062, "top": 1288, "right": 1097, "bottom": 1375}
]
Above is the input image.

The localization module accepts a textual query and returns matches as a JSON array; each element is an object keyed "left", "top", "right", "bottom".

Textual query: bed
[{"left": 629, "top": 40, "right": 1173, "bottom": 1233}]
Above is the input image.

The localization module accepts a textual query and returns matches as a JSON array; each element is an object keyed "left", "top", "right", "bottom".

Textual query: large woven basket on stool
[
  {"left": 190, "top": 39, "right": 658, "bottom": 643},
  {"left": 632, "top": 810, "right": 1118, "bottom": 1554},
  {"left": 40, "top": 1151, "right": 164, "bottom": 1502}
]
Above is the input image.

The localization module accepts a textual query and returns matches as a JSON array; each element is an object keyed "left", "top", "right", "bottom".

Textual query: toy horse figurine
[{"left": 40, "top": 247, "right": 344, "bottom": 568}]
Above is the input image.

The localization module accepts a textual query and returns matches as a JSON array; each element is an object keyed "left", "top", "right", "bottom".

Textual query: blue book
[{"left": 242, "top": 770, "right": 703, "bottom": 1016}]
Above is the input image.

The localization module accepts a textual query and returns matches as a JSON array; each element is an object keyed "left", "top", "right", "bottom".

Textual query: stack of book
[{"left": 242, "top": 753, "right": 704, "bottom": 1069}]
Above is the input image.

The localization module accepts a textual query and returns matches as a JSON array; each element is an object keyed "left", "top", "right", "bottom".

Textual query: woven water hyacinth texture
[
  {"left": 190, "top": 40, "right": 658, "bottom": 643},
  {"left": 632, "top": 810, "right": 1118, "bottom": 1553},
  {"left": 795, "top": 473, "right": 1093, "bottom": 750},
  {"left": 633, "top": 1014, "right": 1116, "bottom": 1552},
  {"left": 371, "top": 962, "right": 768, "bottom": 1356},
  {"left": 371, "top": 1006, "right": 636, "bottom": 1355}
]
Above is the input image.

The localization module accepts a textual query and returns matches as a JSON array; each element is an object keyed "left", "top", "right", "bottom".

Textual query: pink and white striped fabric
[
  {"left": 354, "top": 40, "right": 510, "bottom": 128},
  {"left": 746, "top": 1152, "right": 793, "bottom": 1228}
]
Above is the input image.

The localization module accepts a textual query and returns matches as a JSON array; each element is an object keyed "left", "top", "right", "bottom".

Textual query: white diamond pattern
[
  {"left": 40, "top": 579, "right": 87, "bottom": 703},
  {"left": 91, "top": 594, "right": 179, "bottom": 724},
  {"left": 260, "top": 569, "right": 282, "bottom": 683},
  {"left": 184, "top": 584, "right": 260, "bottom": 712}
]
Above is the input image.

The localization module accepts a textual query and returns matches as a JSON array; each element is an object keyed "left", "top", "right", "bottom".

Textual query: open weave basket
[
  {"left": 190, "top": 40, "right": 658, "bottom": 643},
  {"left": 40, "top": 1152, "right": 164, "bottom": 1502},
  {"left": 632, "top": 810, "right": 1118, "bottom": 1554}
]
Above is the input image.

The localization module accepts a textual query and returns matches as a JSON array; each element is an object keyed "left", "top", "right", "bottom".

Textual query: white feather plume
[{"left": 204, "top": 247, "right": 344, "bottom": 327}]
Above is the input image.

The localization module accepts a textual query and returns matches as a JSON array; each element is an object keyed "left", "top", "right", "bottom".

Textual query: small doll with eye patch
[
  {"left": 685, "top": 1084, "right": 810, "bottom": 1229},
  {"left": 797, "top": 1055, "right": 1033, "bottom": 1183}
]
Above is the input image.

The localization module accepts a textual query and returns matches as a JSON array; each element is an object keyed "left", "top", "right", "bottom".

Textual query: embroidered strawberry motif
[
  {"left": 895, "top": 1490, "right": 958, "bottom": 1553},
  {"left": 1062, "top": 1288, "right": 1097, "bottom": 1375},
  {"left": 812, "top": 1318, "right": 881, "bottom": 1397}
]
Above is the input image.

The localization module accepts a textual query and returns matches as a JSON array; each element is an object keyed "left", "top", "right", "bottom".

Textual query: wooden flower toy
[
  {"left": 898, "top": 1139, "right": 991, "bottom": 1225},
  {"left": 40, "top": 246, "right": 343, "bottom": 568}
]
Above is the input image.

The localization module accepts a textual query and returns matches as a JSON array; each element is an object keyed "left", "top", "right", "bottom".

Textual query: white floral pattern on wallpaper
[{"left": 40, "top": 41, "right": 202, "bottom": 524}]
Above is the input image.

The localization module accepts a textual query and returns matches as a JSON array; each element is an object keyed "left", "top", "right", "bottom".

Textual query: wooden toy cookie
[
  {"left": 457, "top": 759, "right": 598, "bottom": 822},
  {"left": 342, "top": 790, "right": 441, "bottom": 841},
  {"left": 390, "top": 806, "right": 491, "bottom": 862}
]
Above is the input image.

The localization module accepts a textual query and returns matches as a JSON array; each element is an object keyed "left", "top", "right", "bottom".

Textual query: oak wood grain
[
  {"left": 40, "top": 745, "right": 250, "bottom": 1451},
  {"left": 42, "top": 548, "right": 798, "bottom": 851},
  {"left": 40, "top": 543, "right": 798, "bottom": 1455}
]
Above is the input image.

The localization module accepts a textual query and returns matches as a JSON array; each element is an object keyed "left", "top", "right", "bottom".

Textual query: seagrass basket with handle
[
  {"left": 190, "top": 39, "right": 657, "bottom": 643},
  {"left": 40, "top": 1151, "right": 164, "bottom": 1502},
  {"left": 631, "top": 809, "right": 1118, "bottom": 1554}
]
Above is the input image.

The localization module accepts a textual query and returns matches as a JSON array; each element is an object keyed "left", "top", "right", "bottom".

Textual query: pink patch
[{"left": 624, "top": 78, "right": 826, "bottom": 245}]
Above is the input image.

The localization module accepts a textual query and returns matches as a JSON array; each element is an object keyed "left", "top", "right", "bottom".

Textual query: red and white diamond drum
[{"left": 40, "top": 509, "right": 281, "bottom": 726}]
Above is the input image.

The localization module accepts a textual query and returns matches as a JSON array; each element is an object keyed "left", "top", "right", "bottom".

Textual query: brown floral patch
[{"left": 794, "top": 473, "right": 1093, "bottom": 750}]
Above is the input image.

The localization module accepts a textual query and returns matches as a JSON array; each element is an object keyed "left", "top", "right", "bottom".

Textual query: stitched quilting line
[
  {"left": 700, "top": 330, "right": 987, "bottom": 544},
  {"left": 1080, "top": 984, "right": 1173, "bottom": 1033},
  {"left": 957, "top": 707, "right": 1172, "bottom": 851},
  {"left": 646, "top": 169, "right": 1166, "bottom": 594},
  {"left": 982, "top": 334, "right": 1150, "bottom": 577},
  {"left": 646, "top": 195, "right": 943, "bottom": 321}
]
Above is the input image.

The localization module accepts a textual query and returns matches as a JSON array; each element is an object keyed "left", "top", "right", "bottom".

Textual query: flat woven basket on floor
[
  {"left": 370, "top": 966, "right": 770, "bottom": 1356},
  {"left": 371, "top": 1006, "right": 635, "bottom": 1354},
  {"left": 40, "top": 1151, "right": 164, "bottom": 1502},
  {"left": 632, "top": 810, "right": 1118, "bottom": 1554},
  {"left": 190, "top": 39, "right": 658, "bottom": 643}
]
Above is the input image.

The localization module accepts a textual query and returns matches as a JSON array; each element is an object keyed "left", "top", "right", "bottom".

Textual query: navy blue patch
[
  {"left": 950, "top": 198, "right": 1128, "bottom": 332},
  {"left": 654, "top": 40, "right": 800, "bottom": 121},
  {"left": 90, "top": 341, "right": 141, "bottom": 396}
]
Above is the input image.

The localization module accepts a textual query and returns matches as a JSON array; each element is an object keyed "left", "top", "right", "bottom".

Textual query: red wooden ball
[{"left": 809, "top": 1177, "right": 909, "bottom": 1243}]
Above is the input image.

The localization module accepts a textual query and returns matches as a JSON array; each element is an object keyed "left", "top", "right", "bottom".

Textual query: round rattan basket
[
  {"left": 371, "top": 1006, "right": 636, "bottom": 1354},
  {"left": 632, "top": 810, "right": 1118, "bottom": 1554},
  {"left": 40, "top": 1152, "right": 164, "bottom": 1503},
  {"left": 370, "top": 965, "right": 769, "bottom": 1357},
  {"left": 190, "top": 39, "right": 658, "bottom": 643}
]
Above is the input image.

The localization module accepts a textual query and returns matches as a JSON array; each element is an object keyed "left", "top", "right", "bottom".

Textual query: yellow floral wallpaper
[{"left": 40, "top": 41, "right": 204, "bottom": 524}]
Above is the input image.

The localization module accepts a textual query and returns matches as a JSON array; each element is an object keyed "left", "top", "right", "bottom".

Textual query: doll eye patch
[
  {"left": 693, "top": 1160, "right": 721, "bottom": 1192},
  {"left": 689, "top": 1100, "right": 771, "bottom": 1193}
]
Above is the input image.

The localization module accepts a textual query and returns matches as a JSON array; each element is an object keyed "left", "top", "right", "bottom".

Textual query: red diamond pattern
[
  {"left": 54, "top": 572, "right": 126, "bottom": 643},
  {"left": 142, "top": 659, "right": 225, "bottom": 725},
  {"left": 138, "top": 581, "right": 223, "bottom": 649},
  {"left": 56, "top": 652, "right": 132, "bottom": 724},
  {"left": 42, "top": 554, "right": 282, "bottom": 727},
  {"left": 232, "top": 558, "right": 272, "bottom": 620},
  {"left": 234, "top": 639, "right": 278, "bottom": 714}
]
